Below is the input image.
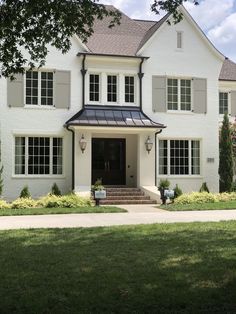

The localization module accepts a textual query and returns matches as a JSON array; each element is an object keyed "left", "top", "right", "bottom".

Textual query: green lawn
[
  {"left": 0, "top": 206, "right": 126, "bottom": 216},
  {"left": 161, "top": 200, "right": 236, "bottom": 211},
  {"left": 1, "top": 222, "right": 236, "bottom": 313}
]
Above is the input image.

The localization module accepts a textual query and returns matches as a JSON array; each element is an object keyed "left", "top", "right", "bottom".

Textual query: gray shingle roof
[
  {"left": 85, "top": 5, "right": 168, "bottom": 56},
  {"left": 219, "top": 58, "right": 236, "bottom": 81},
  {"left": 65, "top": 105, "right": 165, "bottom": 128}
]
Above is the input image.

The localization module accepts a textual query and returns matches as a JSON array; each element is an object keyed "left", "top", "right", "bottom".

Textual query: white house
[{"left": 0, "top": 5, "right": 235, "bottom": 201}]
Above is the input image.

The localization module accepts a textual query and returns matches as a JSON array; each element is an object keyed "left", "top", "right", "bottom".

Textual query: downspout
[
  {"left": 138, "top": 57, "right": 145, "bottom": 110},
  {"left": 66, "top": 126, "right": 75, "bottom": 191},
  {"left": 155, "top": 129, "right": 163, "bottom": 187},
  {"left": 81, "top": 54, "right": 87, "bottom": 109}
]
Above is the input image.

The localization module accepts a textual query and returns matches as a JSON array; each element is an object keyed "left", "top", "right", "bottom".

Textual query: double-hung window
[
  {"left": 125, "top": 76, "right": 135, "bottom": 103},
  {"left": 107, "top": 75, "right": 117, "bottom": 102},
  {"left": 89, "top": 74, "right": 100, "bottom": 102},
  {"left": 167, "top": 78, "right": 191, "bottom": 111},
  {"left": 15, "top": 136, "right": 63, "bottom": 176},
  {"left": 219, "top": 92, "right": 228, "bottom": 114},
  {"left": 159, "top": 139, "right": 200, "bottom": 175},
  {"left": 26, "top": 71, "right": 54, "bottom": 106}
]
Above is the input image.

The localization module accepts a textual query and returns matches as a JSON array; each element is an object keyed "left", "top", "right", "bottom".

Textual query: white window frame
[
  {"left": 24, "top": 70, "right": 55, "bottom": 107},
  {"left": 107, "top": 74, "right": 119, "bottom": 104},
  {"left": 124, "top": 75, "right": 136, "bottom": 104},
  {"left": 13, "top": 135, "right": 64, "bottom": 177},
  {"left": 158, "top": 139, "right": 201, "bottom": 176},
  {"left": 88, "top": 73, "right": 101, "bottom": 104},
  {"left": 167, "top": 78, "right": 192, "bottom": 112},
  {"left": 176, "top": 31, "right": 183, "bottom": 50},
  {"left": 219, "top": 91, "right": 230, "bottom": 115}
]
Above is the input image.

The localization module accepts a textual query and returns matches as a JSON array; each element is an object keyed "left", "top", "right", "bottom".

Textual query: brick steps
[{"left": 98, "top": 187, "right": 156, "bottom": 205}]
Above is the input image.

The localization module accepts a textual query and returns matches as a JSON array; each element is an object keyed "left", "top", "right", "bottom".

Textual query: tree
[
  {"left": 219, "top": 113, "right": 234, "bottom": 192},
  {"left": 0, "top": 0, "right": 199, "bottom": 78}
]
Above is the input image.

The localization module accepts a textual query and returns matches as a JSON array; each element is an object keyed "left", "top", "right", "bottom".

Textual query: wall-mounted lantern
[
  {"left": 145, "top": 136, "right": 153, "bottom": 154},
  {"left": 79, "top": 134, "right": 87, "bottom": 153}
]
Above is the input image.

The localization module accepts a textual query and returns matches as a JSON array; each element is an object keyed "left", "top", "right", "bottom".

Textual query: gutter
[
  {"left": 77, "top": 52, "right": 149, "bottom": 60},
  {"left": 155, "top": 129, "right": 163, "bottom": 187},
  {"left": 138, "top": 57, "right": 145, "bottom": 111},
  {"left": 81, "top": 54, "right": 87, "bottom": 109},
  {"left": 66, "top": 125, "right": 75, "bottom": 191}
]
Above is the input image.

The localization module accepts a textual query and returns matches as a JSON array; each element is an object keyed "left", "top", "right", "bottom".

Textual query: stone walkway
[{"left": 0, "top": 206, "right": 236, "bottom": 230}]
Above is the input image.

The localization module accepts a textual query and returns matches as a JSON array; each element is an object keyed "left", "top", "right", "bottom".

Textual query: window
[
  {"left": 107, "top": 75, "right": 117, "bottom": 102},
  {"left": 89, "top": 74, "right": 100, "bottom": 102},
  {"left": 14, "top": 136, "right": 63, "bottom": 175},
  {"left": 177, "top": 31, "right": 183, "bottom": 49},
  {"left": 159, "top": 139, "right": 200, "bottom": 175},
  {"left": 26, "top": 71, "right": 54, "bottom": 106},
  {"left": 219, "top": 92, "right": 228, "bottom": 114},
  {"left": 167, "top": 78, "right": 191, "bottom": 111},
  {"left": 125, "top": 76, "right": 135, "bottom": 103}
]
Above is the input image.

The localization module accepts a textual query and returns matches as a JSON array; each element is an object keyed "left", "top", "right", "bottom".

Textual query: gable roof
[
  {"left": 85, "top": 5, "right": 167, "bottom": 56},
  {"left": 219, "top": 58, "right": 236, "bottom": 82}
]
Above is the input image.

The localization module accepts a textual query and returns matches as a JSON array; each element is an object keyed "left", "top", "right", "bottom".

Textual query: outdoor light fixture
[
  {"left": 79, "top": 134, "right": 87, "bottom": 153},
  {"left": 145, "top": 136, "right": 153, "bottom": 154}
]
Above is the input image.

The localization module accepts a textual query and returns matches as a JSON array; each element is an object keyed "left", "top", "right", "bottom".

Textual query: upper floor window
[
  {"left": 219, "top": 92, "right": 228, "bottom": 114},
  {"left": 167, "top": 78, "right": 191, "bottom": 111},
  {"left": 15, "top": 136, "right": 62, "bottom": 176},
  {"left": 107, "top": 75, "right": 117, "bottom": 102},
  {"left": 26, "top": 71, "right": 54, "bottom": 106},
  {"left": 159, "top": 139, "right": 200, "bottom": 176},
  {"left": 89, "top": 74, "right": 100, "bottom": 102},
  {"left": 125, "top": 76, "right": 135, "bottom": 103},
  {"left": 177, "top": 31, "right": 183, "bottom": 49}
]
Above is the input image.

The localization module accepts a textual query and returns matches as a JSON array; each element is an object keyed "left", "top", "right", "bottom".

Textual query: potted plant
[
  {"left": 91, "top": 179, "right": 106, "bottom": 206},
  {"left": 158, "top": 179, "right": 170, "bottom": 205}
]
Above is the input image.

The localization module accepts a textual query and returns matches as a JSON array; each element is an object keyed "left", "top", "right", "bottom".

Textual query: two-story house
[{"left": 0, "top": 5, "right": 234, "bottom": 201}]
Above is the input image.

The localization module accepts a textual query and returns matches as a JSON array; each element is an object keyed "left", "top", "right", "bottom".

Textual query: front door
[{"left": 92, "top": 138, "right": 126, "bottom": 185}]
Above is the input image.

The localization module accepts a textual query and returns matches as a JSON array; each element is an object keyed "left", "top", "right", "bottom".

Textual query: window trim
[
  {"left": 13, "top": 135, "right": 64, "bottom": 177},
  {"left": 176, "top": 31, "right": 183, "bottom": 50},
  {"left": 106, "top": 74, "right": 119, "bottom": 104},
  {"left": 124, "top": 75, "right": 136, "bottom": 105},
  {"left": 158, "top": 139, "right": 201, "bottom": 176},
  {"left": 24, "top": 70, "right": 55, "bottom": 108},
  {"left": 219, "top": 91, "right": 230, "bottom": 115},
  {"left": 88, "top": 73, "right": 101, "bottom": 104},
  {"left": 167, "top": 77, "right": 192, "bottom": 112}
]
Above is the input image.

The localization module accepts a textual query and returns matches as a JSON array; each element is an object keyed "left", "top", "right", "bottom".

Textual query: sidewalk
[{"left": 0, "top": 208, "right": 236, "bottom": 230}]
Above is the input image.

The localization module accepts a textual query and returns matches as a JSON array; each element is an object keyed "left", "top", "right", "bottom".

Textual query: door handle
[
  {"left": 107, "top": 161, "right": 110, "bottom": 171},
  {"left": 105, "top": 161, "right": 107, "bottom": 171}
]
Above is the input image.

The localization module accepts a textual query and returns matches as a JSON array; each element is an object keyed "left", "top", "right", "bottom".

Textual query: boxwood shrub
[{"left": 37, "top": 194, "right": 92, "bottom": 208}]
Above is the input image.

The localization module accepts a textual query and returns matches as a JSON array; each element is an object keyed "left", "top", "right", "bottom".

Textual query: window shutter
[
  {"left": 7, "top": 74, "right": 24, "bottom": 107},
  {"left": 152, "top": 76, "right": 166, "bottom": 112},
  {"left": 192, "top": 78, "right": 207, "bottom": 114},
  {"left": 231, "top": 91, "right": 236, "bottom": 116},
  {"left": 55, "top": 70, "right": 71, "bottom": 109}
]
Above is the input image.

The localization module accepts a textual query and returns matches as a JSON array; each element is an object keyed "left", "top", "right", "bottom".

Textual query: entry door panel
[{"left": 92, "top": 138, "right": 126, "bottom": 185}]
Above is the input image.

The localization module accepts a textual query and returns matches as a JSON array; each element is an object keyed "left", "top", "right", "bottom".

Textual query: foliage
[
  {"left": 91, "top": 179, "right": 104, "bottom": 192},
  {"left": 219, "top": 113, "right": 234, "bottom": 192},
  {"left": 19, "top": 186, "right": 31, "bottom": 198},
  {"left": 0, "top": 1, "right": 120, "bottom": 78},
  {"left": 37, "top": 194, "right": 92, "bottom": 208},
  {"left": 11, "top": 198, "right": 37, "bottom": 209},
  {"left": 174, "top": 192, "right": 218, "bottom": 204},
  {"left": 199, "top": 182, "right": 209, "bottom": 193},
  {"left": 0, "top": 165, "right": 3, "bottom": 196},
  {"left": 158, "top": 179, "right": 170, "bottom": 190},
  {"left": 0, "top": 199, "right": 10, "bottom": 209},
  {"left": 51, "top": 183, "right": 61, "bottom": 196},
  {"left": 173, "top": 184, "right": 182, "bottom": 198}
]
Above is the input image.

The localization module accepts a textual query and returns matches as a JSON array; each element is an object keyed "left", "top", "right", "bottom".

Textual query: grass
[
  {"left": 0, "top": 222, "right": 236, "bottom": 313},
  {"left": 160, "top": 200, "right": 236, "bottom": 211},
  {"left": 0, "top": 206, "right": 126, "bottom": 216}
]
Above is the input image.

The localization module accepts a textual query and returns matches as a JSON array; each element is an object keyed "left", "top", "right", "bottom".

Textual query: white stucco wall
[{"left": 140, "top": 14, "right": 223, "bottom": 193}]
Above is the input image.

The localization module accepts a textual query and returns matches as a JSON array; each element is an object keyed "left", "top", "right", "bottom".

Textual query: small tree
[
  {"left": 219, "top": 113, "right": 234, "bottom": 192},
  {"left": 20, "top": 186, "right": 31, "bottom": 198},
  {"left": 51, "top": 183, "right": 61, "bottom": 196},
  {"left": 0, "top": 165, "right": 3, "bottom": 196}
]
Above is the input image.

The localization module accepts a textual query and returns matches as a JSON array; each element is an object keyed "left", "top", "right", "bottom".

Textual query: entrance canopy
[{"left": 65, "top": 105, "right": 165, "bottom": 128}]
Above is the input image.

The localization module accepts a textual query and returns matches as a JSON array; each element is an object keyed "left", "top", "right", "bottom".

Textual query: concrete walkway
[{"left": 0, "top": 207, "right": 236, "bottom": 230}]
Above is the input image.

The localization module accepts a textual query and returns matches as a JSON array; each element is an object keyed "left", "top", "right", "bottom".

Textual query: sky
[{"left": 100, "top": 0, "right": 236, "bottom": 62}]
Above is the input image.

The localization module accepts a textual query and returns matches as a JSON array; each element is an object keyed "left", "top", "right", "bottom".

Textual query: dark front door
[{"left": 92, "top": 138, "right": 126, "bottom": 185}]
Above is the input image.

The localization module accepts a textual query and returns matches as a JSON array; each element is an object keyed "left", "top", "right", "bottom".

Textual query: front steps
[{"left": 99, "top": 187, "right": 157, "bottom": 205}]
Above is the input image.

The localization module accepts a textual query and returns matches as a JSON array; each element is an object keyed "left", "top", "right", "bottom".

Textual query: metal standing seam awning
[{"left": 65, "top": 105, "right": 166, "bottom": 129}]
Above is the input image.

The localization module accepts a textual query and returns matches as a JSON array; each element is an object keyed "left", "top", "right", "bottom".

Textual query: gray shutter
[
  {"left": 152, "top": 76, "right": 166, "bottom": 112},
  {"left": 7, "top": 74, "right": 24, "bottom": 107},
  {"left": 231, "top": 91, "right": 236, "bottom": 116},
  {"left": 193, "top": 78, "right": 207, "bottom": 114},
  {"left": 55, "top": 70, "right": 71, "bottom": 109}
]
